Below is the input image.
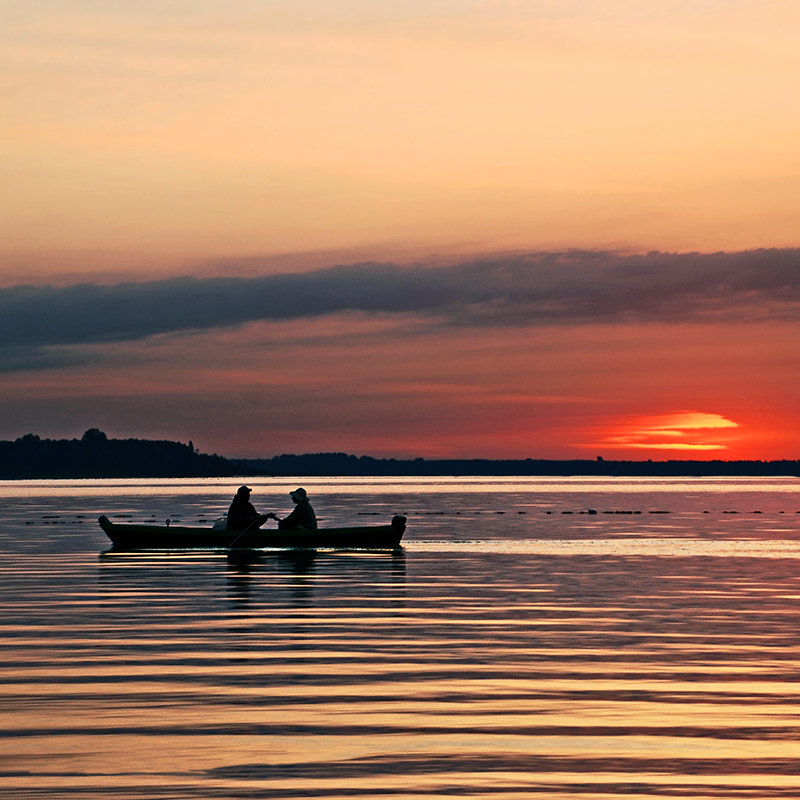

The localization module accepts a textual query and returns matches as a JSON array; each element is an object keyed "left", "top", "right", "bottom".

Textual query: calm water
[{"left": 3, "top": 476, "right": 800, "bottom": 799}]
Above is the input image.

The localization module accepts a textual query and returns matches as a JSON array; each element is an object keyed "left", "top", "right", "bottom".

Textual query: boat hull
[{"left": 98, "top": 514, "right": 406, "bottom": 551}]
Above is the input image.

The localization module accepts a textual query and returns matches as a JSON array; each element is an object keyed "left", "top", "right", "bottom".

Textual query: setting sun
[{"left": 599, "top": 412, "right": 741, "bottom": 453}]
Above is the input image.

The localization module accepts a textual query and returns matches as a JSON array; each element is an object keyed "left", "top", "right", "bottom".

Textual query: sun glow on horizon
[{"left": 597, "top": 411, "right": 741, "bottom": 454}]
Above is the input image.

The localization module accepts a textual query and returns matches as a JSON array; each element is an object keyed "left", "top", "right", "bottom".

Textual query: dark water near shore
[{"left": 3, "top": 476, "right": 800, "bottom": 799}]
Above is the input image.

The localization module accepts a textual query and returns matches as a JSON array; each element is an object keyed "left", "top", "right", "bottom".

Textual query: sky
[{"left": 2, "top": 0, "right": 800, "bottom": 460}]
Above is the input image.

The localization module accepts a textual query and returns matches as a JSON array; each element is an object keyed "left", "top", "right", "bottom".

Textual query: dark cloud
[
  {"left": 2, "top": 249, "right": 800, "bottom": 364},
  {"left": 0, "top": 344, "right": 95, "bottom": 373}
]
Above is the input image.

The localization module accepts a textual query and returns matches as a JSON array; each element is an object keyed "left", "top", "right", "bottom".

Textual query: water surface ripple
[{"left": 3, "top": 477, "right": 800, "bottom": 799}]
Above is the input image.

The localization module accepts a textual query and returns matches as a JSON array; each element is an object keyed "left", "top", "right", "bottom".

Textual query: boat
[{"left": 98, "top": 514, "right": 406, "bottom": 551}]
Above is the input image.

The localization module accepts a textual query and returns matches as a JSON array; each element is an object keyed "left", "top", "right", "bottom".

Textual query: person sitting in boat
[
  {"left": 226, "top": 485, "right": 270, "bottom": 531},
  {"left": 273, "top": 487, "right": 318, "bottom": 530}
]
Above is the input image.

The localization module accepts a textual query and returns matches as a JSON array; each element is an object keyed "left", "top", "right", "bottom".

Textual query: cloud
[
  {"left": 2, "top": 248, "right": 800, "bottom": 371},
  {"left": 0, "top": 344, "right": 95, "bottom": 373}
]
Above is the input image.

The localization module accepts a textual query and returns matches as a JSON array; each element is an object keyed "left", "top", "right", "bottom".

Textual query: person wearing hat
[
  {"left": 275, "top": 487, "right": 317, "bottom": 530},
  {"left": 226, "top": 485, "right": 270, "bottom": 532}
]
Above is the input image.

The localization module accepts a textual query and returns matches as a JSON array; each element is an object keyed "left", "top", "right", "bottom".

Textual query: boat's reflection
[
  {"left": 98, "top": 547, "right": 407, "bottom": 609},
  {"left": 226, "top": 549, "right": 407, "bottom": 608}
]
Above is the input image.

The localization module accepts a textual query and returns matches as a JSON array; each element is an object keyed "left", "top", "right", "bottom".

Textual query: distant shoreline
[
  {"left": 1, "top": 431, "right": 799, "bottom": 479},
  {"left": 236, "top": 454, "right": 800, "bottom": 478}
]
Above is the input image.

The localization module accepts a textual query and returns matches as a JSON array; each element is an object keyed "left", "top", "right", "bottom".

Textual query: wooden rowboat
[{"left": 98, "top": 514, "right": 406, "bottom": 551}]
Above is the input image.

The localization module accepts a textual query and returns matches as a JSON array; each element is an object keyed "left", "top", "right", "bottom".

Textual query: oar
[{"left": 227, "top": 515, "right": 266, "bottom": 550}]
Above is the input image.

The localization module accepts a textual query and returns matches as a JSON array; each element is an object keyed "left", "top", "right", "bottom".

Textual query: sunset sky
[{"left": 2, "top": 1, "right": 800, "bottom": 460}]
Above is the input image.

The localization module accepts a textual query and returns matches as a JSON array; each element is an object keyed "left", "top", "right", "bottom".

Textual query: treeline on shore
[
  {"left": 0, "top": 430, "right": 234, "bottom": 479},
  {"left": 239, "top": 453, "right": 800, "bottom": 477},
  {"left": 2, "top": 432, "right": 799, "bottom": 478}
]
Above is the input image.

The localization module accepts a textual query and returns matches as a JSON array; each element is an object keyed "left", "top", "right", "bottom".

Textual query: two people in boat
[{"left": 226, "top": 485, "right": 317, "bottom": 532}]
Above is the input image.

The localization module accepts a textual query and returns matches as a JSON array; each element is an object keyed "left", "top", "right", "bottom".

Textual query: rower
[
  {"left": 272, "top": 487, "right": 317, "bottom": 530},
  {"left": 226, "top": 486, "right": 270, "bottom": 531}
]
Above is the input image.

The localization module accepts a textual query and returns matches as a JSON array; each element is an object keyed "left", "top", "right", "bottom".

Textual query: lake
[{"left": 3, "top": 476, "right": 800, "bottom": 799}]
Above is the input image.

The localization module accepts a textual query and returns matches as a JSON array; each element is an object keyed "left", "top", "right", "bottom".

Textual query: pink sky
[{"left": 2, "top": 3, "right": 799, "bottom": 460}]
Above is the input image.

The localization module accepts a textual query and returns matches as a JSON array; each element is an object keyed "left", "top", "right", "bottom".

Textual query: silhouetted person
[
  {"left": 274, "top": 487, "right": 317, "bottom": 530},
  {"left": 226, "top": 486, "right": 269, "bottom": 531}
]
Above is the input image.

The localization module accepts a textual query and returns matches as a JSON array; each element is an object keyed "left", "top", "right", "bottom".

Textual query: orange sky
[{"left": 2, "top": 3, "right": 799, "bottom": 460}]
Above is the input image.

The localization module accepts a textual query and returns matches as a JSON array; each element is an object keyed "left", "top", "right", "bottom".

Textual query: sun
[{"left": 598, "top": 411, "right": 740, "bottom": 453}]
